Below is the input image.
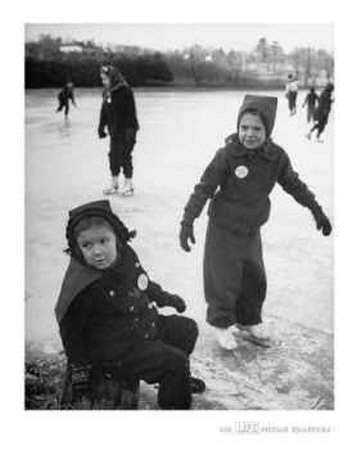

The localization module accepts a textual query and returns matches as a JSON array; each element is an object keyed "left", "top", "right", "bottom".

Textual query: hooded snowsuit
[
  {"left": 98, "top": 68, "right": 139, "bottom": 179},
  {"left": 56, "top": 200, "right": 197, "bottom": 409},
  {"left": 181, "top": 95, "right": 323, "bottom": 328}
]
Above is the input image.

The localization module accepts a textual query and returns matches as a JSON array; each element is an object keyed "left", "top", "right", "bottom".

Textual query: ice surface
[{"left": 25, "top": 88, "right": 333, "bottom": 409}]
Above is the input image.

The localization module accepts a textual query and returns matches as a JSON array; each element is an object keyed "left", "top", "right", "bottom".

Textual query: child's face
[
  {"left": 238, "top": 113, "right": 267, "bottom": 150},
  {"left": 77, "top": 225, "right": 118, "bottom": 270},
  {"left": 101, "top": 73, "right": 111, "bottom": 89}
]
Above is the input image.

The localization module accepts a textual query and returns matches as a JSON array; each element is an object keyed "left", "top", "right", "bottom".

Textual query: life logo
[{"left": 235, "top": 165, "right": 249, "bottom": 179}]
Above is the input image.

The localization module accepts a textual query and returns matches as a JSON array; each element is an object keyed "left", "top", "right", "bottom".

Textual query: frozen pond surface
[{"left": 25, "top": 88, "right": 333, "bottom": 349}]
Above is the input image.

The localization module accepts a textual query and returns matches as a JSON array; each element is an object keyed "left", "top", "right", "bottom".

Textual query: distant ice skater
[
  {"left": 306, "top": 82, "right": 334, "bottom": 142},
  {"left": 285, "top": 73, "right": 298, "bottom": 116},
  {"left": 98, "top": 64, "right": 139, "bottom": 196},
  {"left": 56, "top": 81, "right": 76, "bottom": 118},
  {"left": 302, "top": 86, "right": 319, "bottom": 123}
]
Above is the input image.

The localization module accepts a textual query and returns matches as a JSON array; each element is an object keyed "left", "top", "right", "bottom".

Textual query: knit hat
[
  {"left": 237, "top": 95, "right": 278, "bottom": 137},
  {"left": 65, "top": 200, "right": 136, "bottom": 257}
]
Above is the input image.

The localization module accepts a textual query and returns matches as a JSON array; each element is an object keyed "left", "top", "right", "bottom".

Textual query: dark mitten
[
  {"left": 168, "top": 294, "right": 187, "bottom": 313},
  {"left": 189, "top": 376, "right": 206, "bottom": 394},
  {"left": 179, "top": 222, "right": 196, "bottom": 252},
  {"left": 71, "top": 363, "right": 92, "bottom": 402},
  {"left": 311, "top": 205, "right": 332, "bottom": 236},
  {"left": 98, "top": 129, "right": 107, "bottom": 139}
]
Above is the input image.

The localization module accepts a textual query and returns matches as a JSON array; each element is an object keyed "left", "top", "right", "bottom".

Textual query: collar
[{"left": 225, "top": 134, "right": 278, "bottom": 162}]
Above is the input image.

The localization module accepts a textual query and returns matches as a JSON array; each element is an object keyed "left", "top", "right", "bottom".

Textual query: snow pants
[
  {"left": 203, "top": 221, "right": 267, "bottom": 328},
  {"left": 109, "top": 129, "right": 137, "bottom": 178},
  {"left": 120, "top": 314, "right": 198, "bottom": 409}
]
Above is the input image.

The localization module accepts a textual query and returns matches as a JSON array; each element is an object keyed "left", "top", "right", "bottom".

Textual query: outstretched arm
[{"left": 277, "top": 152, "right": 332, "bottom": 235}]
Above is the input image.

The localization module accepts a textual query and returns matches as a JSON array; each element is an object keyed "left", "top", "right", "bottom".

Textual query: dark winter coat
[
  {"left": 58, "top": 86, "right": 75, "bottom": 104},
  {"left": 182, "top": 134, "right": 319, "bottom": 235},
  {"left": 313, "top": 88, "right": 333, "bottom": 122},
  {"left": 98, "top": 84, "right": 139, "bottom": 138},
  {"left": 56, "top": 245, "right": 180, "bottom": 366}
]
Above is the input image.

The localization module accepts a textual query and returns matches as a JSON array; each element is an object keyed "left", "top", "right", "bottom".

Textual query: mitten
[
  {"left": 310, "top": 205, "right": 332, "bottom": 236},
  {"left": 179, "top": 222, "right": 196, "bottom": 252},
  {"left": 168, "top": 294, "right": 187, "bottom": 313}
]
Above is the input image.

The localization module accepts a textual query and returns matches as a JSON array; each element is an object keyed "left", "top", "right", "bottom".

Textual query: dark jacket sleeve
[
  {"left": 146, "top": 281, "right": 177, "bottom": 308},
  {"left": 98, "top": 101, "right": 108, "bottom": 134},
  {"left": 277, "top": 151, "right": 319, "bottom": 210},
  {"left": 181, "top": 149, "right": 229, "bottom": 225},
  {"left": 59, "top": 291, "right": 93, "bottom": 365}
]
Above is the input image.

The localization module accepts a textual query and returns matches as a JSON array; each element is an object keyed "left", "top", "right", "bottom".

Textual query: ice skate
[
  {"left": 103, "top": 186, "right": 119, "bottom": 195},
  {"left": 121, "top": 178, "right": 134, "bottom": 197},
  {"left": 214, "top": 326, "right": 238, "bottom": 350},
  {"left": 238, "top": 324, "right": 272, "bottom": 348}
]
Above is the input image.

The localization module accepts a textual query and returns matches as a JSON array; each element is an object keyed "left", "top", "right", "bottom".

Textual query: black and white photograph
[
  {"left": 24, "top": 21, "right": 335, "bottom": 413},
  {"left": 2, "top": 0, "right": 356, "bottom": 445}
]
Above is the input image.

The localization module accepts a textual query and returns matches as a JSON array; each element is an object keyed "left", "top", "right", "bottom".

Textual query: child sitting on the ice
[
  {"left": 179, "top": 95, "right": 332, "bottom": 350},
  {"left": 55, "top": 200, "right": 205, "bottom": 409}
]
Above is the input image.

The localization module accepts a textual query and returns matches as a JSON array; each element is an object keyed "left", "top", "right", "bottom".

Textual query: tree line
[{"left": 25, "top": 35, "right": 334, "bottom": 88}]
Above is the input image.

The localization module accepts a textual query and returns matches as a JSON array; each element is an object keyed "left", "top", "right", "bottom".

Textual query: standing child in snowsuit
[
  {"left": 285, "top": 74, "right": 298, "bottom": 116},
  {"left": 179, "top": 95, "right": 332, "bottom": 350},
  {"left": 98, "top": 65, "right": 139, "bottom": 196},
  {"left": 55, "top": 200, "right": 205, "bottom": 409},
  {"left": 306, "top": 82, "right": 334, "bottom": 142},
  {"left": 302, "top": 86, "right": 319, "bottom": 123},
  {"left": 56, "top": 81, "right": 76, "bottom": 118}
]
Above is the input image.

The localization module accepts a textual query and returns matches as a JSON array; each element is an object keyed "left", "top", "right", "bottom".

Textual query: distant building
[{"left": 59, "top": 44, "right": 83, "bottom": 54}]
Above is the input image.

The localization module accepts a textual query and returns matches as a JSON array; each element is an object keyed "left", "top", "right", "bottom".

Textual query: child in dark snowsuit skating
[
  {"left": 302, "top": 86, "right": 319, "bottom": 123},
  {"left": 179, "top": 95, "right": 332, "bottom": 350},
  {"left": 55, "top": 200, "right": 205, "bottom": 409},
  {"left": 56, "top": 81, "right": 76, "bottom": 117},
  {"left": 307, "top": 82, "right": 334, "bottom": 142},
  {"left": 98, "top": 65, "right": 139, "bottom": 196}
]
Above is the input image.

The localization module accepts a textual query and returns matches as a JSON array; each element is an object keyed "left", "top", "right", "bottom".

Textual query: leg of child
[
  {"left": 204, "top": 221, "right": 244, "bottom": 329},
  {"left": 122, "top": 340, "right": 191, "bottom": 409},
  {"left": 104, "top": 138, "right": 121, "bottom": 194},
  {"left": 235, "top": 232, "right": 266, "bottom": 327},
  {"left": 121, "top": 130, "right": 136, "bottom": 196},
  {"left": 157, "top": 315, "right": 198, "bottom": 354}
]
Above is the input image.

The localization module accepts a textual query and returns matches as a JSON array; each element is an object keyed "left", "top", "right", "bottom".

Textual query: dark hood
[{"left": 237, "top": 95, "right": 278, "bottom": 137}]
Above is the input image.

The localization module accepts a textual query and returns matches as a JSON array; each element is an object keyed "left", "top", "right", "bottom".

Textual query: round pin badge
[
  {"left": 137, "top": 273, "right": 149, "bottom": 291},
  {"left": 235, "top": 165, "right": 249, "bottom": 178}
]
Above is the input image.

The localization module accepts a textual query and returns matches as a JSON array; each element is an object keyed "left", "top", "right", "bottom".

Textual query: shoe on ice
[
  {"left": 214, "top": 326, "right": 238, "bottom": 350},
  {"left": 103, "top": 186, "right": 119, "bottom": 195},
  {"left": 246, "top": 324, "right": 270, "bottom": 341},
  {"left": 121, "top": 178, "right": 134, "bottom": 197}
]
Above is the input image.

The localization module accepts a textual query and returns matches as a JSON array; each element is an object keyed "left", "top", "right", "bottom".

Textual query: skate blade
[
  {"left": 103, "top": 190, "right": 120, "bottom": 196},
  {"left": 119, "top": 190, "right": 134, "bottom": 197},
  {"left": 239, "top": 331, "right": 272, "bottom": 348}
]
